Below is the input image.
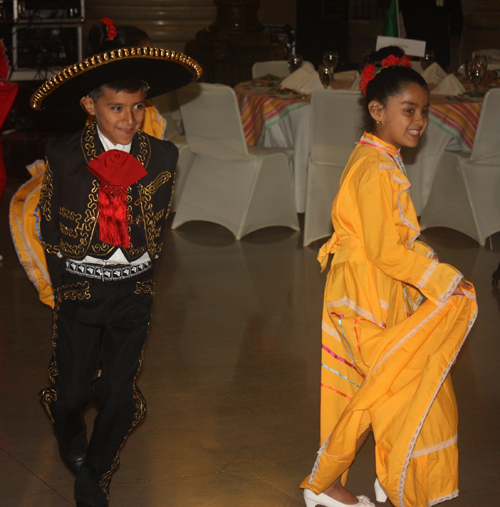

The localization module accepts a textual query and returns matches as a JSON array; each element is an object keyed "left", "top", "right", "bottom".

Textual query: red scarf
[{"left": 87, "top": 150, "right": 147, "bottom": 248}]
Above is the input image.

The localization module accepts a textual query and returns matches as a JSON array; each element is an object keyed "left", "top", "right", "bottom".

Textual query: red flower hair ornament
[
  {"left": 100, "top": 17, "right": 117, "bottom": 42},
  {"left": 360, "top": 55, "right": 412, "bottom": 95}
]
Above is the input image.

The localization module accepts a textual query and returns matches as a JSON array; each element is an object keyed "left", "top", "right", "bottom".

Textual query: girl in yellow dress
[
  {"left": 9, "top": 21, "right": 166, "bottom": 307},
  {"left": 302, "top": 47, "right": 477, "bottom": 507}
]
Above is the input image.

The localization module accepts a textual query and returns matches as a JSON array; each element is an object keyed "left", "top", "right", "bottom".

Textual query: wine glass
[
  {"left": 474, "top": 55, "right": 488, "bottom": 84},
  {"left": 323, "top": 50, "right": 338, "bottom": 79},
  {"left": 465, "top": 59, "right": 480, "bottom": 92},
  {"left": 318, "top": 63, "right": 334, "bottom": 88},
  {"left": 420, "top": 50, "right": 435, "bottom": 70},
  {"left": 288, "top": 54, "right": 303, "bottom": 73}
]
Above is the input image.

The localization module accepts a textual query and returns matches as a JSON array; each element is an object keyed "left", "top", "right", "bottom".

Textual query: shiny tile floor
[{"left": 1, "top": 181, "right": 500, "bottom": 507}]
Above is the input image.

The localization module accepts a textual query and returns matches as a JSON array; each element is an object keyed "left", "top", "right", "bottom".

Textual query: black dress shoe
[
  {"left": 57, "top": 428, "right": 87, "bottom": 477},
  {"left": 59, "top": 445, "right": 86, "bottom": 477}
]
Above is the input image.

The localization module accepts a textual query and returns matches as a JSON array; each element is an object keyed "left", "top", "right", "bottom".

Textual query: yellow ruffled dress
[
  {"left": 301, "top": 133, "right": 477, "bottom": 507},
  {"left": 9, "top": 104, "right": 166, "bottom": 308}
]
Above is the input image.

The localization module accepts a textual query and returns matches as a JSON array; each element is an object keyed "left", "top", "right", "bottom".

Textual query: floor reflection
[{"left": 1, "top": 185, "right": 500, "bottom": 506}]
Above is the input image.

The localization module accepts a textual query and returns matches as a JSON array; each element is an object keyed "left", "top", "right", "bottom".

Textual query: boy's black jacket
[{"left": 39, "top": 121, "right": 178, "bottom": 289}]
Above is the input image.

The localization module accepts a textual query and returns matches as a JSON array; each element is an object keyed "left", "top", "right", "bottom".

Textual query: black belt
[{"left": 65, "top": 259, "right": 152, "bottom": 281}]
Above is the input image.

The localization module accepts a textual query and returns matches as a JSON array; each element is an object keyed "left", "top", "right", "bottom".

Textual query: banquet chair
[
  {"left": 172, "top": 83, "right": 300, "bottom": 239},
  {"left": 303, "top": 89, "right": 363, "bottom": 246},
  {"left": 419, "top": 88, "right": 500, "bottom": 245},
  {"left": 151, "top": 92, "right": 195, "bottom": 211}
]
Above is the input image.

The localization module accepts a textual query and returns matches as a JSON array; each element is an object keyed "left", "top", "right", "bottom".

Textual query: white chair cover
[
  {"left": 420, "top": 88, "right": 500, "bottom": 245},
  {"left": 151, "top": 93, "right": 195, "bottom": 211},
  {"left": 303, "top": 89, "right": 364, "bottom": 246},
  {"left": 172, "top": 83, "right": 299, "bottom": 239}
]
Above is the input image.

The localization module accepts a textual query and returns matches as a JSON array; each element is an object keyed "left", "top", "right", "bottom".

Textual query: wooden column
[{"left": 185, "top": 0, "right": 288, "bottom": 86}]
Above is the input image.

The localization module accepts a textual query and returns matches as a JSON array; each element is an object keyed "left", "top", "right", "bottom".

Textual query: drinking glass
[
  {"left": 465, "top": 59, "right": 480, "bottom": 92},
  {"left": 323, "top": 51, "right": 338, "bottom": 68},
  {"left": 421, "top": 50, "right": 435, "bottom": 70},
  {"left": 318, "top": 63, "right": 335, "bottom": 88},
  {"left": 288, "top": 54, "right": 303, "bottom": 73},
  {"left": 474, "top": 55, "right": 488, "bottom": 84}
]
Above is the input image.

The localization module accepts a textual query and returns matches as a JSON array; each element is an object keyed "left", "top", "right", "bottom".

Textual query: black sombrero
[{"left": 30, "top": 46, "right": 202, "bottom": 111}]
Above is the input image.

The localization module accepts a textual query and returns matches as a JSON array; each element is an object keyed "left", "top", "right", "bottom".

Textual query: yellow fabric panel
[
  {"left": 303, "top": 133, "right": 477, "bottom": 507},
  {"left": 9, "top": 160, "right": 54, "bottom": 307}
]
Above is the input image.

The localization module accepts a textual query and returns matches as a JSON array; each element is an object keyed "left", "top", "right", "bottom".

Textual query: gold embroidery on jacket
[
  {"left": 82, "top": 121, "right": 99, "bottom": 162},
  {"left": 43, "top": 242, "right": 60, "bottom": 255},
  {"left": 135, "top": 129, "right": 151, "bottom": 168},
  {"left": 60, "top": 207, "right": 83, "bottom": 238},
  {"left": 60, "top": 181, "right": 100, "bottom": 257},
  {"left": 133, "top": 171, "right": 172, "bottom": 257},
  {"left": 39, "top": 160, "right": 54, "bottom": 220}
]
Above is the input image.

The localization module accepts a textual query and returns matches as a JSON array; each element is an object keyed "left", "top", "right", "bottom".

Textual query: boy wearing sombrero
[{"left": 32, "top": 25, "right": 201, "bottom": 507}]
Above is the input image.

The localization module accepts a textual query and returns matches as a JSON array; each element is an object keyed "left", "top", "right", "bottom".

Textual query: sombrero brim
[{"left": 30, "top": 47, "right": 202, "bottom": 111}]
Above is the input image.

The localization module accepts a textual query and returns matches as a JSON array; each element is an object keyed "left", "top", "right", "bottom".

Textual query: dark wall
[{"left": 295, "top": 0, "right": 349, "bottom": 68}]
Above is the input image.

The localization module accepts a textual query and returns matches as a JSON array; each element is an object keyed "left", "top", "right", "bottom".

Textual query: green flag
[{"left": 382, "top": 0, "right": 402, "bottom": 38}]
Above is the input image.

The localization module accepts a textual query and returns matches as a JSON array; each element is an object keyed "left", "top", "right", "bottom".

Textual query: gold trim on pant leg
[{"left": 98, "top": 350, "right": 148, "bottom": 500}]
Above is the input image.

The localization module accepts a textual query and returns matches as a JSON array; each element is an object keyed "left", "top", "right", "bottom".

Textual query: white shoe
[
  {"left": 374, "top": 479, "right": 388, "bottom": 502},
  {"left": 303, "top": 488, "right": 375, "bottom": 507}
]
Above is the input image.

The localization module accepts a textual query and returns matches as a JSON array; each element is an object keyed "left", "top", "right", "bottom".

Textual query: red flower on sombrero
[
  {"left": 87, "top": 150, "right": 147, "bottom": 248},
  {"left": 100, "top": 17, "right": 117, "bottom": 41}
]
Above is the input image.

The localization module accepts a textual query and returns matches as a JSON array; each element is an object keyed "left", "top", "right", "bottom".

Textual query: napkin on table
[
  {"left": 350, "top": 76, "right": 362, "bottom": 90},
  {"left": 430, "top": 74, "right": 466, "bottom": 96},
  {"left": 334, "top": 70, "right": 359, "bottom": 81},
  {"left": 421, "top": 62, "right": 447, "bottom": 84},
  {"left": 280, "top": 65, "right": 323, "bottom": 94}
]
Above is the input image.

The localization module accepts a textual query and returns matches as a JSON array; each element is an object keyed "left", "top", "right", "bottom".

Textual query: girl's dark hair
[
  {"left": 86, "top": 23, "right": 150, "bottom": 56},
  {"left": 362, "top": 46, "right": 428, "bottom": 132}
]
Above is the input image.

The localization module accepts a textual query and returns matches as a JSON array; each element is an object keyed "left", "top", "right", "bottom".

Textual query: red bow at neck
[{"left": 87, "top": 150, "right": 147, "bottom": 248}]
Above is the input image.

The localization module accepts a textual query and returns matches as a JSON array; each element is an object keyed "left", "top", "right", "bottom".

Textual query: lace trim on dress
[
  {"left": 359, "top": 135, "right": 421, "bottom": 250},
  {"left": 417, "top": 259, "right": 439, "bottom": 290},
  {"left": 379, "top": 299, "right": 390, "bottom": 310},
  {"left": 398, "top": 300, "right": 477, "bottom": 507},
  {"left": 327, "top": 297, "right": 385, "bottom": 328},
  {"left": 429, "top": 489, "right": 459, "bottom": 506},
  {"left": 438, "top": 272, "right": 464, "bottom": 303},
  {"left": 309, "top": 433, "right": 332, "bottom": 485},
  {"left": 322, "top": 320, "right": 342, "bottom": 342},
  {"left": 379, "top": 151, "right": 421, "bottom": 249},
  {"left": 411, "top": 434, "right": 457, "bottom": 458}
]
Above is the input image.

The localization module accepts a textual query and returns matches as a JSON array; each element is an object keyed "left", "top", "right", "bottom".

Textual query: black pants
[{"left": 40, "top": 272, "right": 155, "bottom": 506}]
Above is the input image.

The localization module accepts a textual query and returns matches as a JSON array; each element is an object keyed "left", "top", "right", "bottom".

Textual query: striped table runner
[
  {"left": 236, "top": 86, "right": 310, "bottom": 146},
  {"left": 236, "top": 81, "right": 485, "bottom": 154},
  {"left": 429, "top": 100, "right": 482, "bottom": 152}
]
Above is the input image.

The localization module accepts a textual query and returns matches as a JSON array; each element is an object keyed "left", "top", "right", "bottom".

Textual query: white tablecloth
[{"left": 259, "top": 106, "right": 311, "bottom": 213}]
